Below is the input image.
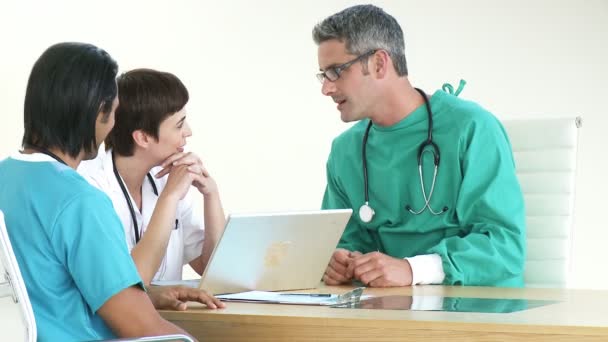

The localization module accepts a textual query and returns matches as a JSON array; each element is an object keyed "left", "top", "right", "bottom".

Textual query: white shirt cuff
[{"left": 405, "top": 254, "right": 445, "bottom": 285}]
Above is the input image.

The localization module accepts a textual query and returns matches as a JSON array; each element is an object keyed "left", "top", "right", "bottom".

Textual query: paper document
[{"left": 216, "top": 291, "right": 349, "bottom": 306}]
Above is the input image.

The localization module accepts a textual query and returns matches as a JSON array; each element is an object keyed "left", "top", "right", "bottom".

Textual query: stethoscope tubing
[{"left": 359, "top": 88, "right": 447, "bottom": 223}]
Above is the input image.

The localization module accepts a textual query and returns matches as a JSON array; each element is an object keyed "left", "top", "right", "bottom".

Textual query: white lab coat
[{"left": 78, "top": 148, "right": 205, "bottom": 281}]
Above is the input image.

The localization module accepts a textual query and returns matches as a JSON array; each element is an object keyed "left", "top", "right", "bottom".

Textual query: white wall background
[{"left": 1, "top": 0, "right": 607, "bottom": 339}]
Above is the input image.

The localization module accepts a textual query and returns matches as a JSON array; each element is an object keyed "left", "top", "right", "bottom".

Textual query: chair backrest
[
  {"left": 0, "top": 210, "right": 37, "bottom": 342},
  {"left": 502, "top": 117, "right": 581, "bottom": 288}
]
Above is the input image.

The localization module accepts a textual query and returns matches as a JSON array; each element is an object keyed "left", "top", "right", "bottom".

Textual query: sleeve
[
  {"left": 320, "top": 146, "right": 365, "bottom": 253},
  {"left": 50, "top": 191, "right": 144, "bottom": 313},
  {"left": 179, "top": 190, "right": 205, "bottom": 264},
  {"left": 406, "top": 254, "right": 445, "bottom": 285},
  {"left": 428, "top": 117, "right": 526, "bottom": 286}
]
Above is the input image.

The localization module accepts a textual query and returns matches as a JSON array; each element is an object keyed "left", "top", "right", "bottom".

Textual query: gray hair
[{"left": 312, "top": 4, "right": 408, "bottom": 76}]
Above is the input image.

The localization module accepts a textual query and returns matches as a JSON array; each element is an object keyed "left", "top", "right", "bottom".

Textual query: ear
[
  {"left": 372, "top": 50, "right": 391, "bottom": 79},
  {"left": 132, "top": 129, "right": 152, "bottom": 149}
]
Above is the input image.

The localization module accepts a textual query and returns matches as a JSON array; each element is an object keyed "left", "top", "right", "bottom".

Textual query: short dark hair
[
  {"left": 312, "top": 4, "right": 408, "bottom": 76},
  {"left": 105, "top": 69, "right": 189, "bottom": 156},
  {"left": 22, "top": 42, "right": 118, "bottom": 158}
]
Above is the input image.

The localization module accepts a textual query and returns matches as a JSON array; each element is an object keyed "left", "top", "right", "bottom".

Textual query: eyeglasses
[{"left": 316, "top": 50, "right": 377, "bottom": 84}]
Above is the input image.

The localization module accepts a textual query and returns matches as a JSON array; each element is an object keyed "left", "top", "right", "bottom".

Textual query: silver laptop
[{"left": 197, "top": 209, "right": 352, "bottom": 295}]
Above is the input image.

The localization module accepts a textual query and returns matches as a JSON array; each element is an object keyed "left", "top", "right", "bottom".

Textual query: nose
[
  {"left": 183, "top": 121, "right": 193, "bottom": 137},
  {"left": 321, "top": 79, "right": 336, "bottom": 96}
]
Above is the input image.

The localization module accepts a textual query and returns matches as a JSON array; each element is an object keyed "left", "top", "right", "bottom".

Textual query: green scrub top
[{"left": 322, "top": 90, "right": 526, "bottom": 287}]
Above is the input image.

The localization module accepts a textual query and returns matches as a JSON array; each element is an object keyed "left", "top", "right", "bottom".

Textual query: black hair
[
  {"left": 106, "top": 68, "right": 189, "bottom": 156},
  {"left": 22, "top": 42, "right": 118, "bottom": 158}
]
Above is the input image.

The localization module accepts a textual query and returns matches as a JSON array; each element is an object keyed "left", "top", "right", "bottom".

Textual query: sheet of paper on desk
[{"left": 216, "top": 291, "right": 343, "bottom": 305}]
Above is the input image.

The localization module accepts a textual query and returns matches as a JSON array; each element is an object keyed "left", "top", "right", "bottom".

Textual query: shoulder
[
  {"left": 44, "top": 172, "right": 119, "bottom": 240},
  {"left": 432, "top": 90, "right": 505, "bottom": 135},
  {"left": 77, "top": 148, "right": 113, "bottom": 191},
  {"left": 59, "top": 180, "right": 116, "bottom": 220}
]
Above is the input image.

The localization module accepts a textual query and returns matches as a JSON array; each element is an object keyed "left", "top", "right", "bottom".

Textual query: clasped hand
[
  {"left": 155, "top": 152, "right": 219, "bottom": 198},
  {"left": 323, "top": 249, "right": 413, "bottom": 287}
]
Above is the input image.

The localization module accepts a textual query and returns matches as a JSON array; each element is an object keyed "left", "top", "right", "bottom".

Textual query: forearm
[
  {"left": 131, "top": 193, "right": 180, "bottom": 284},
  {"left": 137, "top": 316, "right": 195, "bottom": 341},
  {"left": 191, "top": 193, "right": 225, "bottom": 274},
  {"left": 100, "top": 286, "right": 197, "bottom": 341}
]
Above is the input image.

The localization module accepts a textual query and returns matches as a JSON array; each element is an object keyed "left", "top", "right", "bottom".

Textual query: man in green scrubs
[{"left": 314, "top": 5, "right": 525, "bottom": 287}]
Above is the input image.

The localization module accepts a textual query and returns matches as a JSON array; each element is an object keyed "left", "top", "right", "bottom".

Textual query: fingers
[
  {"left": 333, "top": 249, "right": 357, "bottom": 279},
  {"left": 368, "top": 276, "right": 391, "bottom": 288},
  {"left": 347, "top": 252, "right": 384, "bottom": 284},
  {"left": 333, "top": 248, "right": 352, "bottom": 264},
  {"left": 357, "top": 268, "right": 384, "bottom": 287},
  {"left": 328, "top": 255, "right": 349, "bottom": 276},
  {"left": 170, "top": 298, "right": 188, "bottom": 311},
  {"left": 160, "top": 152, "right": 189, "bottom": 168},
  {"left": 323, "top": 268, "right": 350, "bottom": 285},
  {"left": 173, "top": 153, "right": 200, "bottom": 167},
  {"left": 187, "top": 164, "right": 209, "bottom": 177},
  {"left": 350, "top": 257, "right": 377, "bottom": 281},
  {"left": 349, "top": 251, "right": 380, "bottom": 270},
  {"left": 345, "top": 251, "right": 364, "bottom": 276},
  {"left": 345, "top": 254, "right": 367, "bottom": 279},
  {"left": 176, "top": 287, "right": 225, "bottom": 309},
  {"left": 155, "top": 165, "right": 171, "bottom": 178},
  {"left": 349, "top": 253, "right": 412, "bottom": 287},
  {"left": 323, "top": 273, "right": 344, "bottom": 285},
  {"left": 324, "top": 262, "right": 350, "bottom": 284},
  {"left": 323, "top": 250, "right": 355, "bottom": 285},
  {"left": 164, "top": 152, "right": 203, "bottom": 169},
  {"left": 156, "top": 159, "right": 209, "bottom": 180},
  {"left": 162, "top": 165, "right": 196, "bottom": 200}
]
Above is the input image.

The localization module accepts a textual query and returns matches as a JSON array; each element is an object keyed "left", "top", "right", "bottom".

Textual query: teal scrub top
[{"left": 0, "top": 155, "right": 144, "bottom": 341}]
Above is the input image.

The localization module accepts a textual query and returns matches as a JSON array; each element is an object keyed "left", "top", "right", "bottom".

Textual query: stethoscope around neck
[
  {"left": 358, "top": 88, "right": 448, "bottom": 223},
  {"left": 112, "top": 151, "right": 171, "bottom": 279},
  {"left": 111, "top": 151, "right": 158, "bottom": 244}
]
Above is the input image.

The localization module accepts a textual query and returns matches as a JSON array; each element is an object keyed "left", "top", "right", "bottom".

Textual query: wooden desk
[{"left": 159, "top": 285, "right": 608, "bottom": 341}]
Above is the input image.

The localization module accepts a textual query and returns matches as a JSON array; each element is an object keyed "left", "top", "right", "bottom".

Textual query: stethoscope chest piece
[{"left": 359, "top": 202, "right": 375, "bottom": 223}]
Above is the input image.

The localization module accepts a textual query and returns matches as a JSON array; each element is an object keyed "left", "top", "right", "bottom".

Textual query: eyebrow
[{"left": 177, "top": 116, "right": 186, "bottom": 125}]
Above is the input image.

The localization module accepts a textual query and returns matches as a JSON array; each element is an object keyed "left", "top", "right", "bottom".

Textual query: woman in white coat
[{"left": 79, "top": 68, "right": 226, "bottom": 286}]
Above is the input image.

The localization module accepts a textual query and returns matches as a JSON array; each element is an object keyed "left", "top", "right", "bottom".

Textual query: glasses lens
[
  {"left": 325, "top": 68, "right": 339, "bottom": 82},
  {"left": 316, "top": 73, "right": 325, "bottom": 83}
]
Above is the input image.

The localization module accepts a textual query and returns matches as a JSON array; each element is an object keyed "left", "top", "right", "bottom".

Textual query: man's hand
[
  {"left": 347, "top": 251, "right": 413, "bottom": 287},
  {"left": 148, "top": 285, "right": 226, "bottom": 311},
  {"left": 323, "top": 248, "right": 361, "bottom": 285}
]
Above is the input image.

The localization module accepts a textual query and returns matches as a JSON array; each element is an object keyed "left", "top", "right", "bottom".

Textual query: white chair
[
  {"left": 0, "top": 211, "right": 36, "bottom": 341},
  {"left": 502, "top": 117, "right": 582, "bottom": 288},
  {"left": 0, "top": 210, "right": 194, "bottom": 342}
]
